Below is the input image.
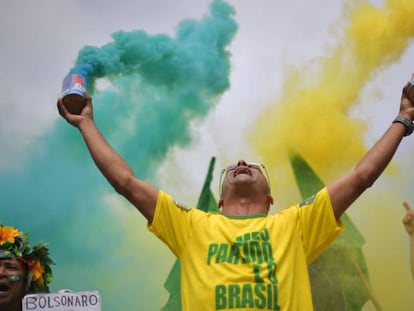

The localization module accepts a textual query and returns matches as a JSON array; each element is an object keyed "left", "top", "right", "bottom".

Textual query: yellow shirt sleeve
[
  {"left": 297, "top": 187, "right": 344, "bottom": 263},
  {"left": 148, "top": 190, "right": 205, "bottom": 257}
]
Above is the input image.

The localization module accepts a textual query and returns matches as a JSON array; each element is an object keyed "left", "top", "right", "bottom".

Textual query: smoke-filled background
[{"left": 1, "top": 0, "right": 414, "bottom": 310}]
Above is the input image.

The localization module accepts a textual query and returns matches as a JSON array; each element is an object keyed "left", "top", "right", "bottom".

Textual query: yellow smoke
[
  {"left": 253, "top": 0, "right": 414, "bottom": 191},
  {"left": 251, "top": 0, "right": 414, "bottom": 310}
]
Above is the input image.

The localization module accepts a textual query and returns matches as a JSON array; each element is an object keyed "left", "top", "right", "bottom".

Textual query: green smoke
[{"left": 0, "top": 1, "right": 237, "bottom": 309}]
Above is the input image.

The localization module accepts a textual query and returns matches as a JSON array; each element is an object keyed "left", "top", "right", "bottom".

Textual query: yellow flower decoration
[
  {"left": 28, "top": 260, "right": 45, "bottom": 287},
  {"left": 0, "top": 226, "right": 20, "bottom": 246}
]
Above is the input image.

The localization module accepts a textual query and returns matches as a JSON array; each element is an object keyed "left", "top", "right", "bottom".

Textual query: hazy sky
[{"left": 1, "top": 0, "right": 414, "bottom": 310}]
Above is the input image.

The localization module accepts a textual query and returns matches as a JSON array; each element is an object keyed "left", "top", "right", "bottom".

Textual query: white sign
[{"left": 22, "top": 291, "right": 101, "bottom": 311}]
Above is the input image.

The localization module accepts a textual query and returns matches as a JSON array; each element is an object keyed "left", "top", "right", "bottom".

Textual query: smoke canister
[{"left": 61, "top": 73, "right": 88, "bottom": 114}]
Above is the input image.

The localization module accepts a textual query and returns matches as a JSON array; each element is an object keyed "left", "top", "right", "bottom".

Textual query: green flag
[
  {"left": 196, "top": 157, "right": 220, "bottom": 214},
  {"left": 289, "top": 152, "right": 373, "bottom": 311},
  {"left": 161, "top": 259, "right": 181, "bottom": 311},
  {"left": 161, "top": 157, "right": 219, "bottom": 311}
]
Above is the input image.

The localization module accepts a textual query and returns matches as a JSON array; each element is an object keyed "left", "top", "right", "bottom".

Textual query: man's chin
[{"left": 0, "top": 291, "right": 13, "bottom": 304}]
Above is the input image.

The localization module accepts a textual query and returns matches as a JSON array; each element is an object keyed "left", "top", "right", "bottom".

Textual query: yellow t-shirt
[{"left": 148, "top": 187, "right": 343, "bottom": 311}]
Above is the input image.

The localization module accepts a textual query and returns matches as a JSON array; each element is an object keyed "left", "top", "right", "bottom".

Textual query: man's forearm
[
  {"left": 328, "top": 123, "right": 406, "bottom": 219},
  {"left": 78, "top": 118, "right": 134, "bottom": 192},
  {"left": 354, "top": 123, "right": 405, "bottom": 187}
]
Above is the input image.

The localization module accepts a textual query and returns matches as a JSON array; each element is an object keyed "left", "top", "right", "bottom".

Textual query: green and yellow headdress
[{"left": 0, "top": 224, "right": 54, "bottom": 293}]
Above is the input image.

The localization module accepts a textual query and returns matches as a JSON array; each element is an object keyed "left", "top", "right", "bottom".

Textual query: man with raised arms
[{"left": 58, "top": 80, "right": 414, "bottom": 310}]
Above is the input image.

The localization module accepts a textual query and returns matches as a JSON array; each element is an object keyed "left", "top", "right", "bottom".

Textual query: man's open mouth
[
  {"left": 233, "top": 167, "right": 251, "bottom": 177},
  {"left": 0, "top": 283, "right": 10, "bottom": 292}
]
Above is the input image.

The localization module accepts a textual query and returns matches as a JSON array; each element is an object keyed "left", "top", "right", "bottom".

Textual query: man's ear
[
  {"left": 218, "top": 199, "right": 223, "bottom": 208},
  {"left": 267, "top": 194, "right": 274, "bottom": 205}
]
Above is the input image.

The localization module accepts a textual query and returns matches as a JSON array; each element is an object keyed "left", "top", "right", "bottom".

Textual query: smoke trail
[
  {"left": 252, "top": 0, "right": 414, "bottom": 198},
  {"left": 251, "top": 0, "right": 414, "bottom": 309},
  {"left": 0, "top": 1, "right": 237, "bottom": 310},
  {"left": 69, "top": 0, "right": 237, "bottom": 178}
]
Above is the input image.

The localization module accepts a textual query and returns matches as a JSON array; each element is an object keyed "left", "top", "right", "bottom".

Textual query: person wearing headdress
[{"left": 0, "top": 223, "right": 54, "bottom": 311}]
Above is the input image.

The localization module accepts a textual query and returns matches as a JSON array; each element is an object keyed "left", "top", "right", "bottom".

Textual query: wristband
[{"left": 393, "top": 115, "right": 414, "bottom": 136}]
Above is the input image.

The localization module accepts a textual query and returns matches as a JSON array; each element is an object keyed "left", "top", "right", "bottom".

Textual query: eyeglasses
[{"left": 218, "top": 162, "right": 271, "bottom": 196}]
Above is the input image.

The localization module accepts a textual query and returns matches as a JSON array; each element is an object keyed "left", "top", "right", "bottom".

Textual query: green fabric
[{"left": 289, "top": 152, "right": 371, "bottom": 311}]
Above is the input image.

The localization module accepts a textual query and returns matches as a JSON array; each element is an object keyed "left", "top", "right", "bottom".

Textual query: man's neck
[{"left": 221, "top": 198, "right": 268, "bottom": 216}]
